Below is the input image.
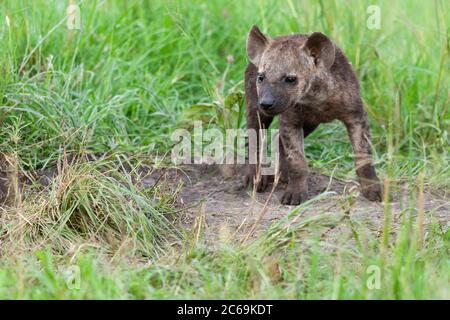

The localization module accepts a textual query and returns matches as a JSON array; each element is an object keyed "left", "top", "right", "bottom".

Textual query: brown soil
[
  {"left": 1, "top": 161, "right": 448, "bottom": 246},
  {"left": 141, "top": 164, "right": 449, "bottom": 245}
]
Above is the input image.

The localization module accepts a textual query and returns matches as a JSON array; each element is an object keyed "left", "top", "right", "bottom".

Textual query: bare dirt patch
[
  {"left": 142, "top": 164, "right": 449, "bottom": 245},
  {"left": 2, "top": 161, "right": 448, "bottom": 247}
]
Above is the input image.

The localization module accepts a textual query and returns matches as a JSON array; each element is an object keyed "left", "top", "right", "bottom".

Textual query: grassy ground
[{"left": 0, "top": 0, "right": 449, "bottom": 299}]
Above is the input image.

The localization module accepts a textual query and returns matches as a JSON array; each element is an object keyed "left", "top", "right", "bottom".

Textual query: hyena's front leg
[
  {"left": 243, "top": 106, "right": 273, "bottom": 192},
  {"left": 280, "top": 123, "right": 309, "bottom": 205},
  {"left": 242, "top": 63, "right": 274, "bottom": 192},
  {"left": 344, "top": 113, "right": 382, "bottom": 201}
]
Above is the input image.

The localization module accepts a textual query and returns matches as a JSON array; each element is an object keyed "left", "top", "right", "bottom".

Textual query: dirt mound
[
  {"left": 142, "top": 165, "right": 449, "bottom": 245},
  {"left": 2, "top": 161, "right": 448, "bottom": 247}
]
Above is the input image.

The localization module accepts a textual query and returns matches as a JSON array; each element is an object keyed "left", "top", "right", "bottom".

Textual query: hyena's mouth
[{"left": 259, "top": 101, "right": 295, "bottom": 116}]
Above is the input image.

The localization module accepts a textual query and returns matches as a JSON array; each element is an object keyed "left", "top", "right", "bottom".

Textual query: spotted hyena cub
[{"left": 243, "top": 26, "right": 382, "bottom": 205}]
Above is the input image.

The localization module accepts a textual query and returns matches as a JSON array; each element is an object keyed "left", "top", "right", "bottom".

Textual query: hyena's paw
[
  {"left": 279, "top": 168, "right": 289, "bottom": 183},
  {"left": 361, "top": 181, "right": 382, "bottom": 202},
  {"left": 240, "top": 165, "right": 272, "bottom": 192},
  {"left": 280, "top": 190, "right": 308, "bottom": 205}
]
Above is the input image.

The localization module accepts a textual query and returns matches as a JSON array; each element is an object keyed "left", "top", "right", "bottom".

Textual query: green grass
[{"left": 0, "top": 0, "right": 449, "bottom": 299}]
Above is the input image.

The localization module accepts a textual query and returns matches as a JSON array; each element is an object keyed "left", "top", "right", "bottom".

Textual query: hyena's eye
[
  {"left": 285, "top": 76, "right": 297, "bottom": 84},
  {"left": 257, "top": 74, "right": 265, "bottom": 83}
]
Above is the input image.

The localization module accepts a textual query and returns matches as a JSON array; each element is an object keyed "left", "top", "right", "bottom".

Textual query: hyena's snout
[
  {"left": 259, "top": 98, "right": 274, "bottom": 111},
  {"left": 258, "top": 87, "right": 275, "bottom": 111}
]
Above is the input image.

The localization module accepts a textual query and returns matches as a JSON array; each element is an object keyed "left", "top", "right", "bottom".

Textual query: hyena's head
[{"left": 247, "top": 25, "right": 335, "bottom": 116}]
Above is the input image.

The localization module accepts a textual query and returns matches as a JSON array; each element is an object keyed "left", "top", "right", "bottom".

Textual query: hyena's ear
[
  {"left": 303, "top": 32, "right": 335, "bottom": 70},
  {"left": 247, "top": 25, "right": 271, "bottom": 66}
]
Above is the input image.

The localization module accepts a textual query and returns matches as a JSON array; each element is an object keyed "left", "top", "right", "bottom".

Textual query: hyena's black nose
[{"left": 259, "top": 99, "right": 274, "bottom": 110}]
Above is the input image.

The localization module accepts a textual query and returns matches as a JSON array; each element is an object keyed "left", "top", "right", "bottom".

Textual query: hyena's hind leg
[{"left": 344, "top": 113, "right": 382, "bottom": 201}]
